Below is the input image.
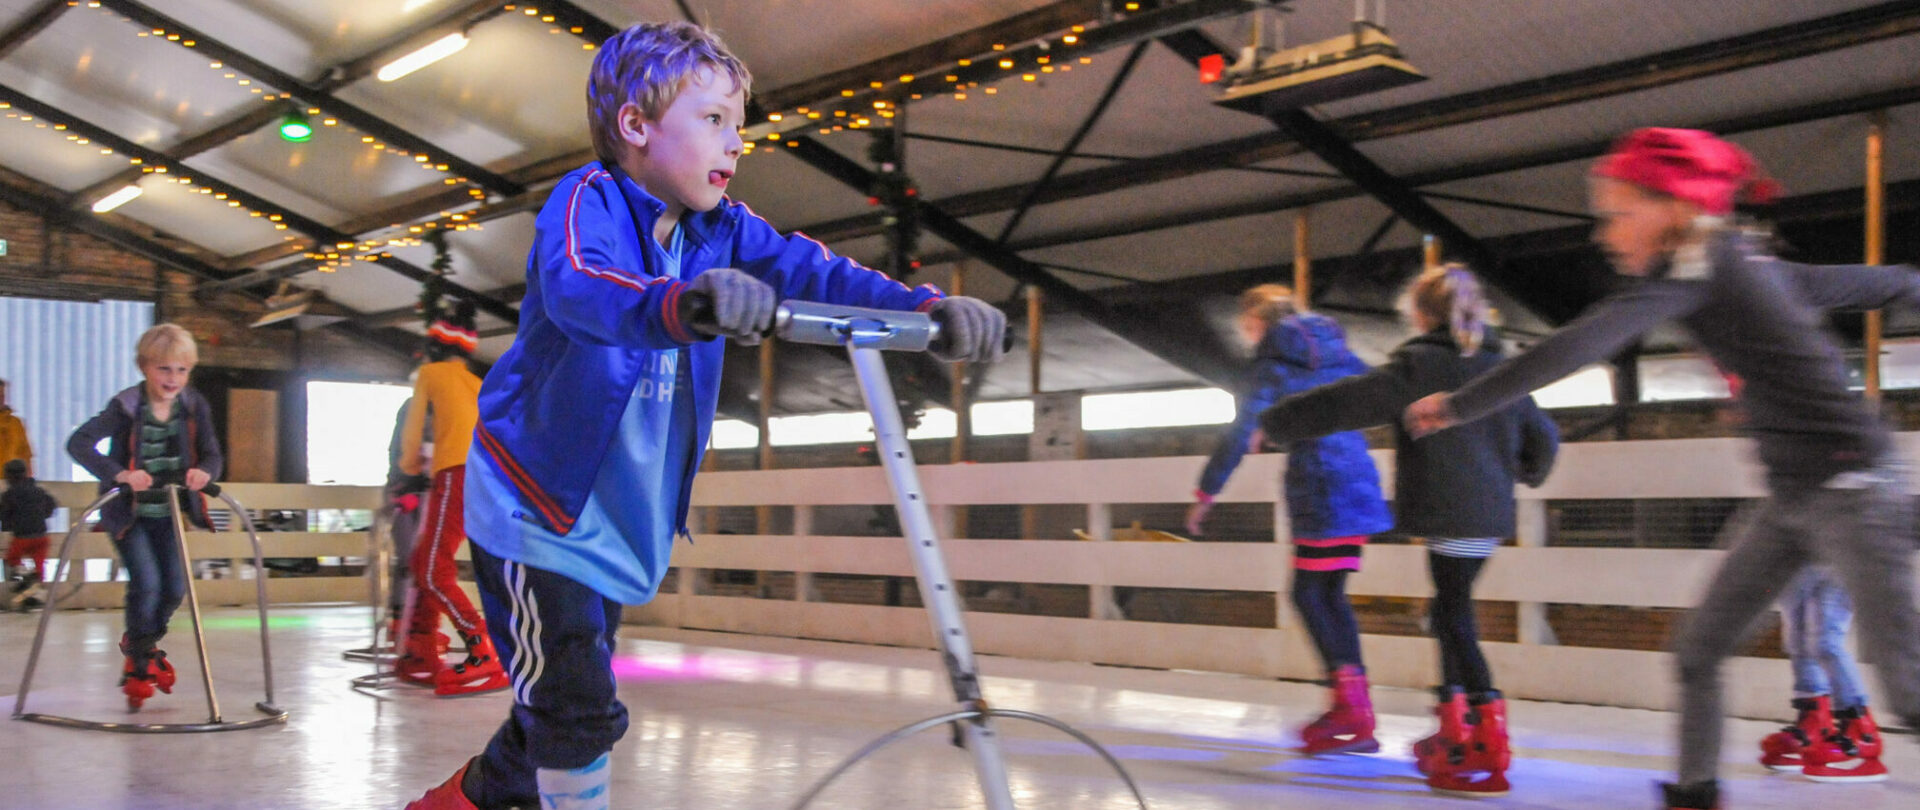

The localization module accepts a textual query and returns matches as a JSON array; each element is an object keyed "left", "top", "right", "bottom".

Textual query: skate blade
[
  {"left": 1804, "top": 768, "right": 1888, "bottom": 783},
  {"left": 1430, "top": 773, "right": 1511, "bottom": 798},
  {"left": 1761, "top": 762, "right": 1804, "bottom": 772},
  {"left": 1299, "top": 738, "right": 1381, "bottom": 757}
]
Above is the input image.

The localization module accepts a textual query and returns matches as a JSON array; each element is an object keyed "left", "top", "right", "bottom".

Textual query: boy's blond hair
[
  {"left": 136, "top": 323, "right": 198, "bottom": 368},
  {"left": 586, "top": 21, "right": 752, "bottom": 167}
]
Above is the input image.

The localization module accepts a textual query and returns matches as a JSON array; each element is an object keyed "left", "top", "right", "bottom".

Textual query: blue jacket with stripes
[{"left": 473, "top": 163, "right": 942, "bottom": 539}]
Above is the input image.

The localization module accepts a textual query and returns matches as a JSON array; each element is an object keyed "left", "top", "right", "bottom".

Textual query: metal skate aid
[
  {"left": 700, "top": 300, "right": 1147, "bottom": 809},
  {"left": 12, "top": 483, "right": 288, "bottom": 732},
  {"left": 342, "top": 506, "right": 393, "bottom": 666}
]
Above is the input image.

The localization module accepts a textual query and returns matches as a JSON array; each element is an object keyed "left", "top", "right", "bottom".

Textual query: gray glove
[
  {"left": 682, "top": 268, "right": 776, "bottom": 344},
  {"left": 928, "top": 296, "right": 1007, "bottom": 363}
]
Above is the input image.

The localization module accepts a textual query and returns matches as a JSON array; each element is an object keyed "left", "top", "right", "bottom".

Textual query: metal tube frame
[
  {"left": 12, "top": 485, "right": 287, "bottom": 732},
  {"left": 771, "top": 301, "right": 1147, "bottom": 809}
]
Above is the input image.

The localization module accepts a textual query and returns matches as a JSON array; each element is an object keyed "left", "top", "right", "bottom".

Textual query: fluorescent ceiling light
[
  {"left": 91, "top": 185, "right": 143, "bottom": 214},
  {"left": 377, "top": 32, "right": 469, "bottom": 82}
]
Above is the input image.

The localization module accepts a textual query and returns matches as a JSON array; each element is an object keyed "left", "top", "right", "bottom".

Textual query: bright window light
[
  {"left": 1082, "top": 388, "right": 1235, "bottom": 431},
  {"left": 307, "top": 381, "right": 416, "bottom": 484},
  {"left": 90, "top": 184, "right": 143, "bottom": 213},
  {"left": 709, "top": 419, "right": 759, "bottom": 450},
  {"left": 377, "top": 32, "right": 469, "bottom": 82},
  {"left": 709, "top": 400, "right": 1038, "bottom": 449},
  {"left": 1529, "top": 365, "right": 1615, "bottom": 409}
]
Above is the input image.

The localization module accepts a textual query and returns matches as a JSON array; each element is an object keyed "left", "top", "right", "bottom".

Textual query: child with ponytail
[{"left": 1254, "top": 265, "right": 1560, "bottom": 797}]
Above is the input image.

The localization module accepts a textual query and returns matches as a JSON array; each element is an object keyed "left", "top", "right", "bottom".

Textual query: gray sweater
[{"left": 1449, "top": 230, "right": 1920, "bottom": 492}]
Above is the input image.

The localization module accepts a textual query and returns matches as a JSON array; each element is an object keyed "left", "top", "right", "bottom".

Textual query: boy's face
[
  {"left": 1589, "top": 178, "right": 1695, "bottom": 277},
  {"left": 141, "top": 358, "right": 193, "bottom": 402},
  {"left": 620, "top": 69, "right": 746, "bottom": 220}
]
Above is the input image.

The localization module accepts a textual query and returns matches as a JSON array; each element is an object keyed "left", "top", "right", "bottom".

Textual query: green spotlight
[{"left": 279, "top": 111, "right": 313, "bottom": 142}]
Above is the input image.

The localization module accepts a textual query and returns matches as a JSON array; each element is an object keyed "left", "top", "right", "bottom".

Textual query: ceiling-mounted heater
[{"left": 1202, "top": 0, "right": 1424, "bottom": 113}]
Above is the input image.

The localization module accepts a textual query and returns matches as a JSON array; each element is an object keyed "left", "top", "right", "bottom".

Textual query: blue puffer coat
[{"left": 1197, "top": 313, "right": 1394, "bottom": 539}]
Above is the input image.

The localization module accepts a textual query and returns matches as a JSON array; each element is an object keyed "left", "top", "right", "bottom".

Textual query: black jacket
[
  {"left": 1259, "top": 328, "right": 1559, "bottom": 538},
  {"left": 1, "top": 476, "right": 56, "bottom": 538},
  {"left": 67, "top": 385, "right": 223, "bottom": 539}
]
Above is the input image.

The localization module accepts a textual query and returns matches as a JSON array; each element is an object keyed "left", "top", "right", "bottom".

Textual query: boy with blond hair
[
  {"left": 69, "top": 323, "right": 223, "bottom": 711},
  {"left": 405, "top": 20, "right": 1004, "bottom": 810}
]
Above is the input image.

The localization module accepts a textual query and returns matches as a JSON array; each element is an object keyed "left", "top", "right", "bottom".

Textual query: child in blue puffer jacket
[{"left": 1187, "top": 283, "right": 1393, "bottom": 756}]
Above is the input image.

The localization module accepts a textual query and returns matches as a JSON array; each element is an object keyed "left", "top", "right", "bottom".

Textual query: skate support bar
[
  {"left": 12, "top": 483, "right": 287, "bottom": 733},
  {"left": 683, "top": 296, "right": 1013, "bottom": 354},
  {"left": 691, "top": 298, "right": 1143, "bottom": 808}
]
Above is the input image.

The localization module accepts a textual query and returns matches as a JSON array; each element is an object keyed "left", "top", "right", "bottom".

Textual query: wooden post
[
  {"left": 1865, "top": 112, "right": 1886, "bottom": 400},
  {"left": 1027, "top": 285, "right": 1044, "bottom": 395},
  {"left": 756, "top": 339, "right": 776, "bottom": 541},
  {"left": 1423, "top": 234, "right": 1442, "bottom": 270},
  {"left": 1292, "top": 209, "right": 1311, "bottom": 311}
]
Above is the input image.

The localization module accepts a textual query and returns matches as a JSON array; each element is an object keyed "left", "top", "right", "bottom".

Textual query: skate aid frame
[
  {"left": 697, "top": 299, "right": 1147, "bottom": 809},
  {"left": 12, "top": 483, "right": 288, "bottom": 732}
]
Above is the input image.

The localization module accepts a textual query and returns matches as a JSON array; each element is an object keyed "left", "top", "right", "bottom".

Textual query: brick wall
[{"left": 3, "top": 198, "right": 409, "bottom": 380}]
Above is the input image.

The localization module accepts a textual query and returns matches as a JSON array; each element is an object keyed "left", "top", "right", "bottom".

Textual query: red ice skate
[
  {"left": 1298, "top": 665, "right": 1380, "bottom": 755},
  {"left": 395, "top": 603, "right": 448, "bottom": 687},
  {"left": 1414, "top": 686, "right": 1469, "bottom": 776},
  {"left": 406, "top": 759, "right": 480, "bottom": 810},
  {"left": 433, "top": 628, "right": 509, "bottom": 697},
  {"left": 1802, "top": 706, "right": 1888, "bottom": 783},
  {"left": 1758, "top": 695, "right": 1830, "bottom": 772},
  {"left": 1428, "top": 691, "right": 1510, "bottom": 798}
]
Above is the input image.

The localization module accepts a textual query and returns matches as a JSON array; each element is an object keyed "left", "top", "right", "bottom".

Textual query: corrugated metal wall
[{"left": 0, "top": 296, "right": 154, "bottom": 481}]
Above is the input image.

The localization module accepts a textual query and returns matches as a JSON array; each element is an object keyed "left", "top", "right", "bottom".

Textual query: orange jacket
[{"left": 400, "top": 360, "right": 481, "bottom": 476}]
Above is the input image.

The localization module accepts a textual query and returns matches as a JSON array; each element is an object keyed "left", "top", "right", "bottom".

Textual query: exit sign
[{"left": 0, "top": 239, "right": 8, "bottom": 256}]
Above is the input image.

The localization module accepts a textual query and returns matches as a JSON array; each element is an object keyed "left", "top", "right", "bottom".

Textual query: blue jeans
[
  {"left": 112, "top": 516, "right": 188, "bottom": 654},
  {"left": 1781, "top": 566, "right": 1868, "bottom": 710}
]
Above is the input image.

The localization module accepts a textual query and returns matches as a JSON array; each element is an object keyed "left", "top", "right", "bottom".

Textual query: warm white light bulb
[
  {"left": 377, "top": 32, "right": 469, "bottom": 82},
  {"left": 91, "top": 184, "right": 143, "bottom": 213}
]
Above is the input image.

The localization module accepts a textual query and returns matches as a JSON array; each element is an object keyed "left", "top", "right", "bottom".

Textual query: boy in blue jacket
[{"left": 406, "top": 20, "right": 1006, "bottom": 810}]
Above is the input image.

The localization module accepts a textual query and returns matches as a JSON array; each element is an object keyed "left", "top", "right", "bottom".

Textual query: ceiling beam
[
  {"left": 0, "top": 0, "right": 69, "bottom": 60},
  {"left": 785, "top": 136, "right": 1240, "bottom": 387},
  {"left": 1097, "top": 175, "right": 1920, "bottom": 308},
  {"left": 68, "top": 0, "right": 509, "bottom": 212},
  {"left": 755, "top": 0, "right": 1104, "bottom": 112},
  {"left": 0, "top": 81, "right": 521, "bottom": 323},
  {"left": 95, "top": 0, "right": 521, "bottom": 197},
  {"left": 911, "top": 82, "right": 1920, "bottom": 276},
  {"left": 796, "top": 1, "right": 1920, "bottom": 243}
]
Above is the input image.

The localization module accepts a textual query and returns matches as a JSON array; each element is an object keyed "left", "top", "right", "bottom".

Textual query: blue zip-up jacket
[
  {"left": 473, "top": 163, "right": 942, "bottom": 545},
  {"left": 1198, "top": 313, "right": 1393, "bottom": 539}
]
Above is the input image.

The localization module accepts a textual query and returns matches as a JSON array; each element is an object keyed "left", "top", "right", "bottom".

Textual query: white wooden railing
[
  {"left": 36, "top": 481, "right": 381, "bottom": 610},
  {"left": 635, "top": 435, "right": 1920, "bottom": 718}
]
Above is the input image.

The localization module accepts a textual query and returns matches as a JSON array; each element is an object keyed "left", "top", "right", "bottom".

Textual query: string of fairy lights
[{"left": 11, "top": 1, "right": 1141, "bottom": 272}]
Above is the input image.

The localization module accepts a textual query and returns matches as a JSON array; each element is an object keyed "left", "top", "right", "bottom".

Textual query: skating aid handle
[
  {"left": 683, "top": 293, "right": 1012, "bottom": 354},
  {"left": 111, "top": 477, "right": 222, "bottom": 498}
]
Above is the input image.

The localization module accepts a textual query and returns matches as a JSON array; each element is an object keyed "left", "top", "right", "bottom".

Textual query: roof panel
[
  {"left": 333, "top": 12, "right": 597, "bottom": 172},
  {"left": 0, "top": 104, "right": 139, "bottom": 191},
  {"left": 108, "top": 173, "right": 296, "bottom": 256},
  {"left": 145, "top": 0, "right": 475, "bottom": 80},
  {"left": 188, "top": 119, "right": 466, "bottom": 226},
  {"left": 0, "top": 5, "right": 267, "bottom": 149}
]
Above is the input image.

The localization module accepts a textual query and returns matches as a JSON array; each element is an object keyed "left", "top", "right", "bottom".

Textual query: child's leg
[
  {"left": 1671, "top": 497, "right": 1810, "bottom": 786},
  {"left": 27, "top": 536, "right": 47, "bottom": 578},
  {"left": 461, "top": 542, "right": 630, "bottom": 809},
  {"left": 1778, "top": 572, "right": 1832, "bottom": 699},
  {"left": 1426, "top": 551, "right": 1491, "bottom": 693},
  {"left": 1802, "top": 570, "right": 1869, "bottom": 710},
  {"left": 148, "top": 518, "right": 190, "bottom": 644},
  {"left": 1808, "top": 466, "right": 1920, "bottom": 728},
  {"left": 414, "top": 466, "right": 486, "bottom": 636},
  {"left": 111, "top": 518, "right": 168, "bottom": 653},
  {"left": 1290, "top": 569, "right": 1360, "bottom": 672}
]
